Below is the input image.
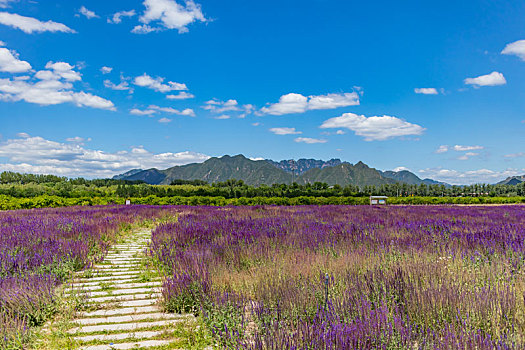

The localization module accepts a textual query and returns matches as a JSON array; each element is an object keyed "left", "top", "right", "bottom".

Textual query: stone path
[{"left": 64, "top": 230, "right": 193, "bottom": 350}]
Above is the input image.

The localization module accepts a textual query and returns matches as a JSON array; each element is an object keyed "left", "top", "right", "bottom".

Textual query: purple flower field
[
  {"left": 150, "top": 205, "right": 525, "bottom": 349},
  {"left": 0, "top": 205, "right": 177, "bottom": 347}
]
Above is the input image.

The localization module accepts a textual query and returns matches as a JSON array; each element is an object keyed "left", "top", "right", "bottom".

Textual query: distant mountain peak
[
  {"left": 267, "top": 158, "right": 342, "bottom": 175},
  {"left": 111, "top": 154, "right": 446, "bottom": 187}
]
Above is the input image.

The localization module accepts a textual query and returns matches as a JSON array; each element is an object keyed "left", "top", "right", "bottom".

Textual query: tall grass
[{"left": 151, "top": 205, "right": 525, "bottom": 349}]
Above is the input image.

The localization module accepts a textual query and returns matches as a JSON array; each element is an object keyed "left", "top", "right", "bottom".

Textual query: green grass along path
[{"left": 37, "top": 229, "right": 211, "bottom": 350}]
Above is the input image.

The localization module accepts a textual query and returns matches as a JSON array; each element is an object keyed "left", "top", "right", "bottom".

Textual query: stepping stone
[
  {"left": 118, "top": 299, "right": 159, "bottom": 307},
  {"left": 68, "top": 319, "right": 184, "bottom": 334},
  {"left": 74, "top": 274, "right": 142, "bottom": 283},
  {"left": 82, "top": 287, "right": 160, "bottom": 297},
  {"left": 79, "top": 339, "right": 175, "bottom": 350},
  {"left": 74, "top": 312, "right": 183, "bottom": 325},
  {"left": 80, "top": 306, "right": 159, "bottom": 317},
  {"left": 73, "top": 330, "right": 164, "bottom": 342},
  {"left": 88, "top": 293, "right": 160, "bottom": 303}
]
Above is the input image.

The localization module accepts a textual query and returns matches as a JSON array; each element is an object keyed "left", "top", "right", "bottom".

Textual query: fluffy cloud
[
  {"left": 78, "top": 6, "right": 99, "bottom": 19},
  {"left": 464, "top": 71, "right": 506, "bottom": 87},
  {"left": 435, "top": 145, "right": 449, "bottom": 154},
  {"left": 104, "top": 79, "right": 131, "bottom": 91},
  {"left": 108, "top": 10, "right": 136, "bottom": 24},
  {"left": 134, "top": 73, "right": 187, "bottom": 92},
  {"left": 501, "top": 40, "right": 525, "bottom": 61},
  {"left": 453, "top": 145, "right": 483, "bottom": 152},
  {"left": 261, "top": 92, "right": 360, "bottom": 115},
  {"left": 414, "top": 88, "right": 438, "bottom": 95},
  {"left": 158, "top": 117, "right": 172, "bottom": 123},
  {"left": 418, "top": 167, "right": 525, "bottom": 185},
  {"left": 0, "top": 134, "right": 210, "bottom": 178},
  {"left": 100, "top": 66, "right": 113, "bottom": 74},
  {"left": 320, "top": 113, "right": 425, "bottom": 141},
  {"left": 203, "top": 99, "right": 253, "bottom": 117},
  {"left": 150, "top": 105, "right": 195, "bottom": 116},
  {"left": 0, "top": 47, "right": 31, "bottom": 73},
  {"left": 0, "top": 78, "right": 115, "bottom": 110},
  {"left": 133, "top": 0, "right": 206, "bottom": 34},
  {"left": 214, "top": 115, "right": 230, "bottom": 120},
  {"left": 43, "top": 61, "right": 82, "bottom": 81},
  {"left": 0, "top": 40, "right": 5, "bottom": 46},
  {"left": 167, "top": 91, "right": 194, "bottom": 100},
  {"left": 0, "top": 51, "right": 114, "bottom": 110},
  {"left": 0, "top": 12, "right": 76, "bottom": 33},
  {"left": 457, "top": 152, "right": 479, "bottom": 161},
  {"left": 294, "top": 137, "right": 327, "bottom": 144},
  {"left": 130, "top": 105, "right": 195, "bottom": 117},
  {"left": 269, "top": 127, "right": 302, "bottom": 135},
  {"left": 130, "top": 108, "right": 157, "bottom": 116}
]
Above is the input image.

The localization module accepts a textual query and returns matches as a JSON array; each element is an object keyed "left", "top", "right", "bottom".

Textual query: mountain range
[
  {"left": 497, "top": 175, "right": 525, "bottom": 186},
  {"left": 113, "top": 154, "right": 449, "bottom": 187}
]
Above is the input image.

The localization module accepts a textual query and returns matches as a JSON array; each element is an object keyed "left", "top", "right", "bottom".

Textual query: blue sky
[{"left": 0, "top": 0, "right": 524, "bottom": 184}]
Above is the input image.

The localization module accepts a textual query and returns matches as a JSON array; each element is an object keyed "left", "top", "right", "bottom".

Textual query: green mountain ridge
[
  {"left": 497, "top": 175, "right": 525, "bottom": 186},
  {"left": 113, "top": 154, "right": 447, "bottom": 187}
]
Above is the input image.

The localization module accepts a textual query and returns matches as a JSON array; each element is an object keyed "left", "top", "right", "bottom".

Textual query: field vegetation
[
  {"left": 0, "top": 205, "right": 177, "bottom": 348},
  {"left": 150, "top": 205, "right": 525, "bottom": 349}
]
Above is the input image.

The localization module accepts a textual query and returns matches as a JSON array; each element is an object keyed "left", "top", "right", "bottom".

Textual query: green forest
[{"left": 0, "top": 171, "right": 524, "bottom": 210}]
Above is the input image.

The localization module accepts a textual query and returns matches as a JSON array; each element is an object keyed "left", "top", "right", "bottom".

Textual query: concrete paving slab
[{"left": 68, "top": 319, "right": 184, "bottom": 334}]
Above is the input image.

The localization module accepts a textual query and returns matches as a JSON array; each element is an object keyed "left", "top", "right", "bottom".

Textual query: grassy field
[{"left": 151, "top": 205, "right": 525, "bottom": 349}]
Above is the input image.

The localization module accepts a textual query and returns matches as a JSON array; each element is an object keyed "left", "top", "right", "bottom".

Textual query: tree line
[{"left": 1, "top": 171, "right": 524, "bottom": 199}]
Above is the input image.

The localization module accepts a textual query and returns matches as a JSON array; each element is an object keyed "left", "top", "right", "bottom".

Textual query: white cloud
[
  {"left": 261, "top": 92, "right": 359, "bottom": 115},
  {"left": 0, "top": 52, "right": 114, "bottom": 111},
  {"left": 167, "top": 91, "right": 194, "bottom": 99},
  {"left": 252, "top": 122, "right": 261, "bottom": 126},
  {"left": 457, "top": 152, "right": 479, "bottom": 161},
  {"left": 414, "top": 88, "right": 438, "bottom": 95},
  {"left": 294, "top": 137, "right": 327, "bottom": 144},
  {"left": 134, "top": 73, "right": 187, "bottom": 92},
  {"left": 100, "top": 66, "right": 113, "bottom": 74},
  {"left": 203, "top": 99, "right": 253, "bottom": 117},
  {"left": 453, "top": 145, "right": 483, "bottom": 152},
  {"left": 0, "top": 134, "right": 210, "bottom": 178},
  {"left": 134, "top": 0, "right": 206, "bottom": 34},
  {"left": 44, "top": 61, "right": 81, "bottom": 81},
  {"left": 0, "top": 47, "right": 31, "bottom": 73},
  {"left": 131, "top": 105, "right": 196, "bottom": 117},
  {"left": 418, "top": 167, "right": 525, "bottom": 185},
  {"left": 307, "top": 93, "right": 360, "bottom": 110},
  {"left": 214, "top": 115, "right": 230, "bottom": 120},
  {"left": 335, "top": 130, "right": 346, "bottom": 135},
  {"left": 108, "top": 10, "right": 136, "bottom": 24},
  {"left": 269, "top": 127, "right": 302, "bottom": 135},
  {"left": 66, "top": 136, "right": 91, "bottom": 144},
  {"left": 104, "top": 79, "right": 131, "bottom": 91},
  {"left": 158, "top": 117, "right": 172, "bottom": 123},
  {"left": 261, "top": 93, "right": 308, "bottom": 115},
  {"left": 149, "top": 105, "right": 195, "bottom": 116},
  {"left": 0, "top": 12, "right": 76, "bottom": 33},
  {"left": 203, "top": 99, "right": 240, "bottom": 112},
  {"left": 504, "top": 152, "right": 525, "bottom": 159},
  {"left": 393, "top": 166, "right": 411, "bottom": 172},
  {"left": 0, "top": 78, "right": 115, "bottom": 110},
  {"left": 78, "top": 6, "right": 99, "bottom": 19},
  {"left": 501, "top": 40, "right": 525, "bottom": 61},
  {"left": 435, "top": 145, "right": 449, "bottom": 154},
  {"left": 0, "top": 40, "right": 5, "bottom": 46},
  {"left": 320, "top": 113, "right": 425, "bottom": 141},
  {"left": 130, "top": 108, "right": 157, "bottom": 116},
  {"left": 464, "top": 71, "right": 506, "bottom": 87}
]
